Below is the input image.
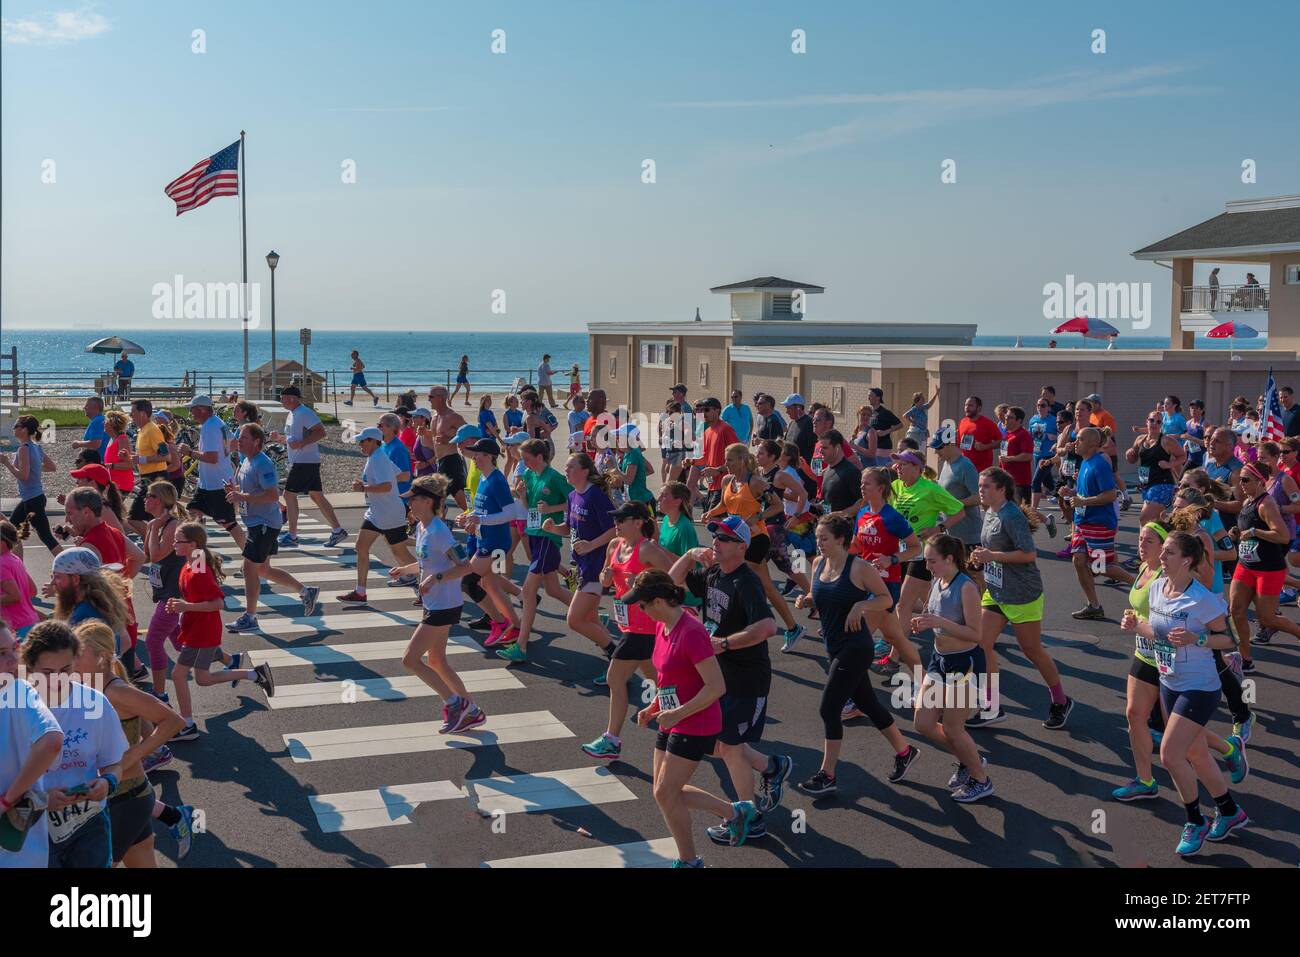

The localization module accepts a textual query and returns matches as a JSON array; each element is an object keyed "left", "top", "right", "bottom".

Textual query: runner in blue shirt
[
  {"left": 379, "top": 413, "right": 413, "bottom": 497},
  {"left": 73, "top": 397, "right": 108, "bottom": 459},
  {"left": 1027, "top": 398, "right": 1059, "bottom": 515},
  {"left": 1062, "top": 427, "right": 1132, "bottom": 621},
  {"left": 458, "top": 438, "right": 523, "bottom": 647},
  {"left": 721, "top": 391, "right": 753, "bottom": 444}
]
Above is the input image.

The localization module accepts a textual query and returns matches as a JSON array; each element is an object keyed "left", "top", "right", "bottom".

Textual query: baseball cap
[
  {"left": 452, "top": 424, "right": 483, "bottom": 445},
  {"left": 467, "top": 438, "right": 501, "bottom": 456},
  {"left": 51, "top": 547, "right": 102, "bottom": 576},
  {"left": 280, "top": 385, "right": 302, "bottom": 398},
  {"left": 707, "top": 515, "right": 752, "bottom": 546},
  {"left": 1085, "top": 393, "right": 1102, "bottom": 404},
  {"left": 927, "top": 435, "right": 949, "bottom": 450},
  {"left": 611, "top": 501, "right": 652, "bottom": 523},
  {"left": 502, "top": 431, "right": 530, "bottom": 446},
  {"left": 187, "top": 394, "right": 214, "bottom": 409},
  {"left": 671, "top": 384, "right": 688, "bottom": 394},
  {"left": 890, "top": 450, "right": 925, "bottom": 468},
  {"left": 620, "top": 569, "right": 683, "bottom": 607},
  {"left": 609, "top": 423, "right": 640, "bottom": 439},
  {"left": 782, "top": 393, "right": 806, "bottom": 407},
  {"left": 70, "top": 464, "right": 112, "bottom": 486},
  {"left": 412, "top": 407, "right": 432, "bottom": 421},
  {"left": 355, "top": 427, "right": 383, "bottom": 444}
]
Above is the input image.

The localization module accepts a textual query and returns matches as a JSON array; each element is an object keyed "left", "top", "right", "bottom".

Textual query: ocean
[{"left": 0, "top": 328, "right": 1265, "bottom": 398}]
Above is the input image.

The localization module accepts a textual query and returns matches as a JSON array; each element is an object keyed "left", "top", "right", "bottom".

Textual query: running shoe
[
  {"left": 872, "top": 638, "right": 891, "bottom": 658},
  {"left": 300, "top": 586, "right": 320, "bottom": 618},
  {"left": 226, "top": 612, "right": 260, "bottom": 633},
  {"left": 1175, "top": 821, "right": 1210, "bottom": 856},
  {"left": 171, "top": 804, "right": 196, "bottom": 860},
  {"left": 671, "top": 857, "right": 705, "bottom": 868},
  {"left": 1055, "top": 545, "right": 1073, "bottom": 560},
  {"left": 1111, "top": 778, "right": 1159, "bottom": 802},
  {"left": 707, "top": 814, "right": 766, "bottom": 845},
  {"left": 779, "top": 579, "right": 798, "bottom": 597},
  {"left": 483, "top": 620, "right": 509, "bottom": 647},
  {"left": 889, "top": 745, "right": 921, "bottom": 783},
  {"left": 965, "top": 709, "right": 1007, "bottom": 729},
  {"left": 797, "top": 770, "right": 838, "bottom": 796},
  {"left": 438, "top": 701, "right": 457, "bottom": 734},
  {"left": 1120, "top": 557, "right": 1141, "bottom": 572},
  {"left": 947, "top": 756, "right": 987, "bottom": 789},
  {"left": 326, "top": 527, "right": 349, "bottom": 548},
  {"left": 149, "top": 689, "right": 170, "bottom": 704},
  {"left": 466, "top": 613, "right": 493, "bottom": 630},
  {"left": 1241, "top": 659, "right": 1257, "bottom": 675},
  {"left": 450, "top": 704, "right": 486, "bottom": 734},
  {"left": 1206, "top": 808, "right": 1249, "bottom": 843},
  {"left": 1071, "top": 604, "right": 1105, "bottom": 621},
  {"left": 338, "top": 590, "right": 369, "bottom": 606},
  {"left": 1223, "top": 651, "right": 1244, "bottom": 682},
  {"left": 374, "top": 396, "right": 380, "bottom": 407},
  {"left": 387, "top": 573, "right": 418, "bottom": 588},
  {"left": 142, "top": 746, "right": 174, "bottom": 774},
  {"left": 496, "top": 643, "right": 528, "bottom": 663},
  {"left": 128, "top": 664, "right": 150, "bottom": 686},
  {"left": 1223, "top": 734, "right": 1249, "bottom": 785},
  {"left": 228, "top": 651, "right": 243, "bottom": 688},
  {"left": 592, "top": 671, "right": 608, "bottom": 687},
  {"left": 841, "top": 700, "right": 865, "bottom": 720},
  {"left": 756, "top": 754, "right": 793, "bottom": 813},
  {"left": 1254, "top": 627, "right": 1273, "bottom": 645},
  {"left": 1280, "top": 588, "right": 1298, "bottom": 605},
  {"left": 1043, "top": 697, "right": 1075, "bottom": 730},
  {"left": 1046, "top": 514, "right": 1057, "bottom": 539},
  {"left": 253, "top": 663, "right": 275, "bottom": 697},
  {"left": 278, "top": 531, "right": 299, "bottom": 547},
  {"left": 173, "top": 722, "right": 200, "bottom": 742},
  {"left": 779, "top": 625, "right": 804, "bottom": 653},
  {"left": 1233, "top": 713, "right": 1255, "bottom": 744},
  {"left": 951, "top": 775, "right": 994, "bottom": 803},
  {"left": 870, "top": 655, "right": 899, "bottom": 677},
  {"left": 726, "top": 801, "right": 759, "bottom": 846},
  {"left": 581, "top": 733, "right": 621, "bottom": 759},
  {"left": 1119, "top": 489, "right": 1132, "bottom": 511},
  {"left": 343, "top": 400, "right": 353, "bottom": 406},
  {"left": 1150, "top": 728, "right": 1164, "bottom": 748}
]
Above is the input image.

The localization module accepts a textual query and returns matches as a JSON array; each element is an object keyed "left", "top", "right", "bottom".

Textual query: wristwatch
[
  {"left": 889, "top": 554, "right": 899, "bottom": 566},
  {"left": 720, "top": 637, "right": 731, "bottom": 652},
  {"left": 1196, "top": 633, "right": 1208, "bottom": 647},
  {"left": 434, "top": 572, "right": 444, "bottom": 583}
]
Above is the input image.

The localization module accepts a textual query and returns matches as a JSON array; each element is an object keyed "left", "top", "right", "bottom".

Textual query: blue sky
[{"left": 2, "top": 0, "right": 1297, "bottom": 335}]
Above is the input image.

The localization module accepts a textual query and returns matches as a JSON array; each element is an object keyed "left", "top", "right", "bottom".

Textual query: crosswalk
[{"left": 196, "top": 516, "right": 677, "bottom": 867}]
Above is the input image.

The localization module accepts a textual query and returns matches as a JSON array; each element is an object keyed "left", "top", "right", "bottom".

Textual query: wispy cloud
[
  {"left": 661, "top": 65, "right": 1213, "bottom": 158},
  {"left": 2, "top": 6, "right": 110, "bottom": 45}
]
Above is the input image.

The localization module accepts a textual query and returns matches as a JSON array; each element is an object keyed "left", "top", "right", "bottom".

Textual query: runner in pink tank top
[{"left": 580, "top": 502, "right": 676, "bottom": 761}]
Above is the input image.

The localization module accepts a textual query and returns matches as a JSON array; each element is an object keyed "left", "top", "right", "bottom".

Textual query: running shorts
[
  {"left": 1231, "top": 564, "right": 1285, "bottom": 596},
  {"left": 655, "top": 729, "right": 717, "bottom": 763},
  {"left": 718, "top": 693, "right": 768, "bottom": 746},
  {"left": 241, "top": 525, "right": 280, "bottom": 563},
  {"left": 1159, "top": 685, "right": 1221, "bottom": 727},
  {"left": 980, "top": 591, "right": 1044, "bottom": 624},
  {"left": 190, "top": 487, "right": 238, "bottom": 526},
  {"left": 421, "top": 606, "right": 461, "bottom": 627},
  {"left": 612, "top": 631, "right": 654, "bottom": 661},
  {"left": 1070, "top": 522, "right": 1116, "bottom": 564},
  {"left": 527, "top": 536, "right": 562, "bottom": 575},
  {"left": 285, "top": 463, "right": 323, "bottom": 495}
]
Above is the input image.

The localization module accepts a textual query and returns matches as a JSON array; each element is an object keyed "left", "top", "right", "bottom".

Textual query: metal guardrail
[{"left": 1181, "top": 284, "right": 1269, "bottom": 313}]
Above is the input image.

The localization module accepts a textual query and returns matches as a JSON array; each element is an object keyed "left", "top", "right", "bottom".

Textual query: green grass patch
[{"left": 19, "top": 406, "right": 195, "bottom": 428}]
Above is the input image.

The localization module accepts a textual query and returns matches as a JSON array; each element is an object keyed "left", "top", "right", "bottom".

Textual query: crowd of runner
[{"left": 2, "top": 375, "right": 1294, "bottom": 867}]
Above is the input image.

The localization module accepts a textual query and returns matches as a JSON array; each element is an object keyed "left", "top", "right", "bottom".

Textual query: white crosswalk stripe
[
  {"left": 219, "top": 552, "right": 370, "bottom": 570},
  {"left": 238, "top": 609, "right": 427, "bottom": 636},
  {"left": 308, "top": 766, "right": 634, "bottom": 833},
  {"left": 483, "top": 838, "right": 679, "bottom": 869},
  {"left": 248, "top": 635, "right": 479, "bottom": 667},
  {"left": 284, "top": 710, "right": 574, "bottom": 762},
  {"left": 267, "top": 668, "right": 522, "bottom": 709}
]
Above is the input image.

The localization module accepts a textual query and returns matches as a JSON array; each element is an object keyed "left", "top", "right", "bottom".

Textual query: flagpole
[{"left": 240, "top": 130, "right": 249, "bottom": 398}]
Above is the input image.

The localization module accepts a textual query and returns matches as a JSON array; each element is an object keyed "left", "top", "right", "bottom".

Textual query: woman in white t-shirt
[
  {"left": 388, "top": 475, "right": 480, "bottom": 735},
  {"left": 1121, "top": 530, "right": 1248, "bottom": 857},
  {"left": 0, "top": 672, "right": 64, "bottom": 869},
  {"left": 21, "top": 620, "right": 127, "bottom": 869}
]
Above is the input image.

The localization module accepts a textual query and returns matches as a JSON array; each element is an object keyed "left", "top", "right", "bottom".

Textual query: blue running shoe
[
  {"left": 1233, "top": 713, "right": 1254, "bottom": 745},
  {"left": 592, "top": 672, "right": 608, "bottom": 687},
  {"left": 171, "top": 804, "right": 196, "bottom": 860},
  {"left": 1111, "top": 778, "right": 1159, "bottom": 802},
  {"left": 951, "top": 775, "right": 994, "bottom": 803},
  {"left": 300, "top": 586, "right": 321, "bottom": 618},
  {"left": 873, "top": 638, "right": 891, "bottom": 658},
  {"left": 226, "top": 612, "right": 259, "bottom": 633},
  {"left": 671, "top": 857, "right": 704, "bottom": 868},
  {"left": 757, "top": 754, "right": 793, "bottom": 813},
  {"left": 780, "top": 625, "right": 804, "bottom": 653},
  {"left": 1207, "top": 808, "right": 1249, "bottom": 843},
  {"left": 1176, "top": 821, "right": 1211, "bottom": 856},
  {"left": 278, "top": 531, "right": 299, "bottom": 547},
  {"left": 326, "top": 527, "right": 348, "bottom": 548},
  {"left": 726, "top": 801, "right": 759, "bottom": 846},
  {"left": 1223, "top": 735, "right": 1249, "bottom": 785},
  {"left": 229, "top": 652, "right": 243, "bottom": 687}
]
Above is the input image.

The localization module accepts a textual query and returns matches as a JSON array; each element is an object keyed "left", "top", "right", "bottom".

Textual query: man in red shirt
[
  {"left": 998, "top": 406, "right": 1036, "bottom": 502},
  {"left": 691, "top": 396, "right": 739, "bottom": 510},
  {"left": 64, "top": 486, "right": 126, "bottom": 567},
  {"left": 581, "top": 389, "right": 618, "bottom": 454},
  {"left": 957, "top": 396, "right": 1001, "bottom": 472}
]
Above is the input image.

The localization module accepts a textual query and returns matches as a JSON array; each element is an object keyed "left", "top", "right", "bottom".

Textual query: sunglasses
[{"left": 713, "top": 534, "right": 743, "bottom": 545}]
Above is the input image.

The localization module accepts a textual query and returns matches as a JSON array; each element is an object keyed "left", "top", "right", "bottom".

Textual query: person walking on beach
[
  {"left": 536, "top": 354, "right": 558, "bottom": 408},
  {"left": 345, "top": 350, "right": 379, "bottom": 407},
  {"left": 451, "top": 354, "right": 472, "bottom": 407},
  {"left": 114, "top": 351, "right": 136, "bottom": 400}
]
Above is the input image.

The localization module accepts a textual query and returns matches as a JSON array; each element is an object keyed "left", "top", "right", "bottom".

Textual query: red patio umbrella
[{"left": 1051, "top": 316, "right": 1120, "bottom": 341}]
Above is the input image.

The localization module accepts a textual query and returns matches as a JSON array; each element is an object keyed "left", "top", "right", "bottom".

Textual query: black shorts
[
  {"left": 108, "top": 779, "right": 155, "bottom": 863},
  {"left": 1129, "top": 655, "right": 1160, "bottom": 688},
  {"left": 655, "top": 729, "right": 717, "bottom": 762},
  {"left": 612, "top": 631, "right": 654, "bottom": 661},
  {"left": 362, "top": 519, "right": 409, "bottom": 546},
  {"left": 718, "top": 693, "right": 768, "bottom": 746},
  {"left": 1031, "top": 461, "right": 1055, "bottom": 494},
  {"left": 190, "top": 487, "right": 237, "bottom": 526},
  {"left": 129, "top": 476, "right": 165, "bottom": 522},
  {"left": 285, "top": 463, "right": 322, "bottom": 495},
  {"left": 421, "top": 606, "right": 461, "bottom": 627},
  {"left": 1015, "top": 484, "right": 1032, "bottom": 505},
  {"left": 242, "top": 524, "right": 280, "bottom": 563},
  {"left": 438, "top": 455, "right": 468, "bottom": 497},
  {"left": 903, "top": 559, "right": 932, "bottom": 583},
  {"left": 744, "top": 533, "right": 771, "bottom": 564}
]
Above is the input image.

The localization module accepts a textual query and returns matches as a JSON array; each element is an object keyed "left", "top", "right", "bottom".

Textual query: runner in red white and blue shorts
[{"left": 1063, "top": 427, "right": 1133, "bottom": 620}]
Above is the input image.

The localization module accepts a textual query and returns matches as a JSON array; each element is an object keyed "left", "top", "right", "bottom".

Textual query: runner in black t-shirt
[
  {"left": 783, "top": 394, "right": 816, "bottom": 464},
  {"left": 819, "top": 431, "right": 863, "bottom": 516},
  {"left": 670, "top": 514, "right": 792, "bottom": 846},
  {"left": 867, "top": 388, "right": 902, "bottom": 463}
]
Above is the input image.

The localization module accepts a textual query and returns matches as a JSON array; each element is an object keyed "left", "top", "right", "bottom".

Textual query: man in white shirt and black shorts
[
  {"left": 178, "top": 394, "right": 246, "bottom": 550},
  {"left": 270, "top": 385, "right": 348, "bottom": 549}
]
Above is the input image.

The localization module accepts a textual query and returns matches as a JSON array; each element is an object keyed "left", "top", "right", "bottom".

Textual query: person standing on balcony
[{"left": 1209, "top": 267, "right": 1220, "bottom": 311}]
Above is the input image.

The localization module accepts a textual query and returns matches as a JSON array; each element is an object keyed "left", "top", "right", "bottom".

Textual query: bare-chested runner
[{"left": 428, "top": 385, "right": 468, "bottom": 511}]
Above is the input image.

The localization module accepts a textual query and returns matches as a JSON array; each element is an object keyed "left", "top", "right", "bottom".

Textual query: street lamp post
[{"left": 266, "top": 250, "right": 280, "bottom": 398}]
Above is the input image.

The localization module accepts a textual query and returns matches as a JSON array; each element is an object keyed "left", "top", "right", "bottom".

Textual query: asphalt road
[{"left": 19, "top": 504, "right": 1300, "bottom": 869}]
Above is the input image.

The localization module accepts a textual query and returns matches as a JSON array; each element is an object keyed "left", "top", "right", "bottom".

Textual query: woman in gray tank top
[
  {"left": 0, "top": 415, "right": 61, "bottom": 553},
  {"left": 909, "top": 533, "right": 992, "bottom": 803}
]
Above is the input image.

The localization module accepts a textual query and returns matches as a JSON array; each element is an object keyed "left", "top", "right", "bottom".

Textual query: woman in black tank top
[
  {"left": 1229, "top": 462, "right": 1300, "bottom": 670},
  {"left": 1127, "top": 414, "right": 1184, "bottom": 525}
]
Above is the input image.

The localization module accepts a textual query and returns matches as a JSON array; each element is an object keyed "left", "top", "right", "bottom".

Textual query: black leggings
[
  {"left": 9, "top": 494, "right": 59, "bottom": 551},
  {"left": 820, "top": 645, "right": 895, "bottom": 740}
]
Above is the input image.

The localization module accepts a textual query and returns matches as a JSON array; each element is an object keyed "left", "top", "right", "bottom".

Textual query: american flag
[
  {"left": 164, "top": 141, "right": 240, "bottom": 216},
  {"left": 1264, "top": 367, "right": 1285, "bottom": 441}
]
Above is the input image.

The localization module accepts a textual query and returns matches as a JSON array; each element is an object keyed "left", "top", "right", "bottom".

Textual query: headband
[
  {"left": 409, "top": 485, "right": 441, "bottom": 502},
  {"left": 1143, "top": 522, "right": 1169, "bottom": 542},
  {"left": 1242, "top": 463, "right": 1268, "bottom": 485}
]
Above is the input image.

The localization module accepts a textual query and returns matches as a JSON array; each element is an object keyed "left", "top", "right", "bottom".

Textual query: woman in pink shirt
[
  {"left": 0, "top": 520, "right": 41, "bottom": 637},
  {"left": 628, "top": 568, "right": 758, "bottom": 866}
]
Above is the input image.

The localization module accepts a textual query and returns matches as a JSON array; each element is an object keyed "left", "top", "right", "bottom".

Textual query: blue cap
[
  {"left": 452, "top": 424, "right": 483, "bottom": 445},
  {"left": 706, "top": 515, "right": 752, "bottom": 546},
  {"left": 928, "top": 434, "right": 948, "bottom": 450}
]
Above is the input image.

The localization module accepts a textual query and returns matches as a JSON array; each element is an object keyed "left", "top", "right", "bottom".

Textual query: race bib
[
  {"left": 1031, "top": 424, "right": 1044, "bottom": 437},
  {"left": 527, "top": 508, "right": 542, "bottom": 531},
  {"left": 47, "top": 797, "right": 101, "bottom": 844},
  {"left": 1238, "top": 538, "right": 1259, "bottom": 563},
  {"left": 657, "top": 684, "right": 681, "bottom": 711},
  {"left": 570, "top": 528, "right": 580, "bottom": 549},
  {"left": 960, "top": 434, "right": 974, "bottom": 451},
  {"left": 146, "top": 563, "right": 163, "bottom": 589},
  {"left": 1136, "top": 634, "right": 1157, "bottom": 660},
  {"left": 1138, "top": 465, "right": 1150, "bottom": 485},
  {"left": 1062, "top": 459, "right": 1078, "bottom": 478},
  {"left": 811, "top": 456, "right": 824, "bottom": 477},
  {"left": 983, "top": 561, "right": 1003, "bottom": 589},
  {"left": 1154, "top": 641, "right": 1178, "bottom": 676},
  {"left": 704, "top": 619, "right": 718, "bottom": 637},
  {"left": 612, "top": 600, "right": 630, "bottom": 629}
]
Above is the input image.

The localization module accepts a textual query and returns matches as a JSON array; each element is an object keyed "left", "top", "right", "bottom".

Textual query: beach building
[{"left": 586, "top": 198, "right": 1300, "bottom": 462}]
